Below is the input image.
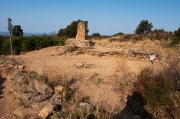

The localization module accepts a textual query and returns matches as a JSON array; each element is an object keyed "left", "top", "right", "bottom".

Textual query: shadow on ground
[
  {"left": 0, "top": 75, "right": 6, "bottom": 99},
  {"left": 115, "top": 91, "right": 153, "bottom": 119}
]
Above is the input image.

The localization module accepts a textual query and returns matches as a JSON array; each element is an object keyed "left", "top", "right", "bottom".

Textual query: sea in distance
[{"left": 0, "top": 31, "right": 44, "bottom": 36}]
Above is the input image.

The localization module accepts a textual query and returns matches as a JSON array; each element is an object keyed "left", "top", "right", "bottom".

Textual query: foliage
[
  {"left": 1, "top": 38, "right": 10, "bottom": 55},
  {"left": 135, "top": 20, "right": 153, "bottom": 35},
  {"left": 57, "top": 20, "right": 89, "bottom": 38},
  {"left": 1, "top": 36, "right": 65, "bottom": 55},
  {"left": 134, "top": 58, "right": 180, "bottom": 118},
  {"left": 92, "top": 32, "right": 101, "bottom": 37},
  {"left": 112, "top": 32, "right": 124, "bottom": 36},
  {"left": 0, "top": 35, "right": 4, "bottom": 54},
  {"left": 170, "top": 37, "right": 180, "bottom": 46},
  {"left": 170, "top": 27, "right": 180, "bottom": 45},
  {"left": 12, "top": 25, "right": 23, "bottom": 37},
  {"left": 174, "top": 27, "right": 180, "bottom": 37},
  {"left": 153, "top": 28, "right": 166, "bottom": 33}
]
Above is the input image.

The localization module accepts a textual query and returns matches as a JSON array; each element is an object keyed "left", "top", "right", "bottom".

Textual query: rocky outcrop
[
  {"left": 0, "top": 56, "right": 62, "bottom": 118},
  {"left": 0, "top": 56, "right": 96, "bottom": 119},
  {"left": 76, "top": 21, "right": 85, "bottom": 40},
  {"left": 66, "top": 38, "right": 93, "bottom": 48}
]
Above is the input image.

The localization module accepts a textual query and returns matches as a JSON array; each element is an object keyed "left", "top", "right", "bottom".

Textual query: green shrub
[
  {"left": 1, "top": 39, "right": 10, "bottom": 55},
  {"left": 134, "top": 68, "right": 173, "bottom": 108},
  {"left": 170, "top": 37, "right": 180, "bottom": 46},
  {"left": 134, "top": 58, "right": 180, "bottom": 118},
  {"left": 1, "top": 36, "right": 61, "bottom": 55}
]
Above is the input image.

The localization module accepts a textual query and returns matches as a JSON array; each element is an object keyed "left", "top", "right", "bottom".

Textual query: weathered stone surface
[
  {"left": 34, "top": 80, "right": 53, "bottom": 95},
  {"left": 7, "top": 70, "right": 20, "bottom": 80},
  {"left": 18, "top": 65, "right": 25, "bottom": 70},
  {"left": 31, "top": 101, "right": 50, "bottom": 112},
  {"left": 14, "top": 74, "right": 27, "bottom": 84},
  {"left": 66, "top": 38, "right": 92, "bottom": 48},
  {"left": 55, "top": 85, "right": 64, "bottom": 93},
  {"left": 78, "top": 102, "right": 94, "bottom": 112},
  {"left": 76, "top": 22, "right": 85, "bottom": 40},
  {"left": 13, "top": 108, "right": 24, "bottom": 118},
  {"left": 38, "top": 104, "right": 54, "bottom": 119},
  {"left": 75, "top": 62, "right": 84, "bottom": 68},
  {"left": 71, "top": 51, "right": 81, "bottom": 56},
  {"left": 27, "top": 86, "right": 39, "bottom": 94},
  {"left": 51, "top": 94, "right": 62, "bottom": 106},
  {"left": 84, "top": 64, "right": 96, "bottom": 69},
  {"left": 21, "top": 92, "right": 39, "bottom": 100},
  {"left": 31, "top": 94, "right": 53, "bottom": 102}
]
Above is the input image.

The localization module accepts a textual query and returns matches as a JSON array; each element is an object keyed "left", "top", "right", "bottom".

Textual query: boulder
[
  {"left": 76, "top": 21, "right": 85, "bottom": 40},
  {"left": 38, "top": 104, "right": 54, "bottom": 119},
  {"left": 34, "top": 80, "right": 53, "bottom": 95},
  {"left": 13, "top": 108, "right": 24, "bottom": 118}
]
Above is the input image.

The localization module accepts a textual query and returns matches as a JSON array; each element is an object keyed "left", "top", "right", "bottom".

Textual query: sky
[{"left": 0, "top": 0, "right": 180, "bottom": 36}]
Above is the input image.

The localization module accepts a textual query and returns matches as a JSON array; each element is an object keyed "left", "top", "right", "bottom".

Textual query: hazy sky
[{"left": 0, "top": 0, "right": 180, "bottom": 35}]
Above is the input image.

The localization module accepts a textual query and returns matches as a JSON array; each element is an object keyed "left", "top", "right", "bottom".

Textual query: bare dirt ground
[
  {"left": 9, "top": 45, "right": 151, "bottom": 113},
  {"left": 0, "top": 39, "right": 172, "bottom": 118}
]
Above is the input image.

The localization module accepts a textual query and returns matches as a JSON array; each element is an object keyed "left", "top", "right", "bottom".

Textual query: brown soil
[
  {"left": 10, "top": 46, "right": 151, "bottom": 112},
  {"left": 0, "top": 38, "right": 178, "bottom": 117},
  {"left": 0, "top": 75, "right": 17, "bottom": 119}
]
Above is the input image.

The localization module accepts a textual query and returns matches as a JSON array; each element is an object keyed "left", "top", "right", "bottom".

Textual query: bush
[
  {"left": 133, "top": 58, "right": 180, "bottom": 118},
  {"left": 0, "top": 35, "right": 4, "bottom": 54},
  {"left": 1, "top": 36, "right": 64, "bottom": 55},
  {"left": 170, "top": 37, "right": 180, "bottom": 46}
]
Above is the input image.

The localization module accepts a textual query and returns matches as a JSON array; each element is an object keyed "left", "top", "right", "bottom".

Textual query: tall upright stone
[{"left": 76, "top": 22, "right": 85, "bottom": 40}]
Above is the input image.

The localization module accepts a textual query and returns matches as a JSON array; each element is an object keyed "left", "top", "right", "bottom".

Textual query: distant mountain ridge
[{"left": 0, "top": 31, "right": 43, "bottom": 36}]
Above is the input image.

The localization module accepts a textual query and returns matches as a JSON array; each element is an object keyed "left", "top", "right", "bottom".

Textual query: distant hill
[{"left": 0, "top": 31, "right": 43, "bottom": 36}]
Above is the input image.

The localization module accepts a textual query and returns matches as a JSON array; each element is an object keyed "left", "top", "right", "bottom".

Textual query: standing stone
[{"left": 76, "top": 22, "right": 85, "bottom": 40}]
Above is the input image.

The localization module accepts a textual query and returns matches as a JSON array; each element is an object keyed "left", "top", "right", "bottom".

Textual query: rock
[
  {"left": 13, "top": 108, "right": 24, "bottom": 118},
  {"left": 84, "top": 64, "right": 95, "bottom": 69},
  {"left": 0, "top": 60, "right": 4, "bottom": 64},
  {"left": 75, "top": 62, "right": 84, "bottom": 68},
  {"left": 14, "top": 74, "right": 27, "bottom": 84},
  {"left": 27, "top": 86, "right": 39, "bottom": 94},
  {"left": 31, "top": 94, "right": 53, "bottom": 102},
  {"left": 29, "top": 71, "right": 38, "bottom": 78},
  {"left": 38, "top": 104, "right": 54, "bottom": 119},
  {"left": 66, "top": 39, "right": 92, "bottom": 48},
  {"left": 34, "top": 80, "right": 53, "bottom": 95},
  {"left": 78, "top": 102, "right": 94, "bottom": 112},
  {"left": 71, "top": 51, "right": 81, "bottom": 55},
  {"left": 76, "top": 21, "right": 85, "bottom": 40},
  {"left": 21, "top": 92, "right": 39, "bottom": 100},
  {"left": 31, "top": 101, "right": 50, "bottom": 112},
  {"left": 18, "top": 65, "right": 25, "bottom": 70},
  {"left": 55, "top": 85, "right": 64, "bottom": 93},
  {"left": 51, "top": 94, "right": 62, "bottom": 106}
]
